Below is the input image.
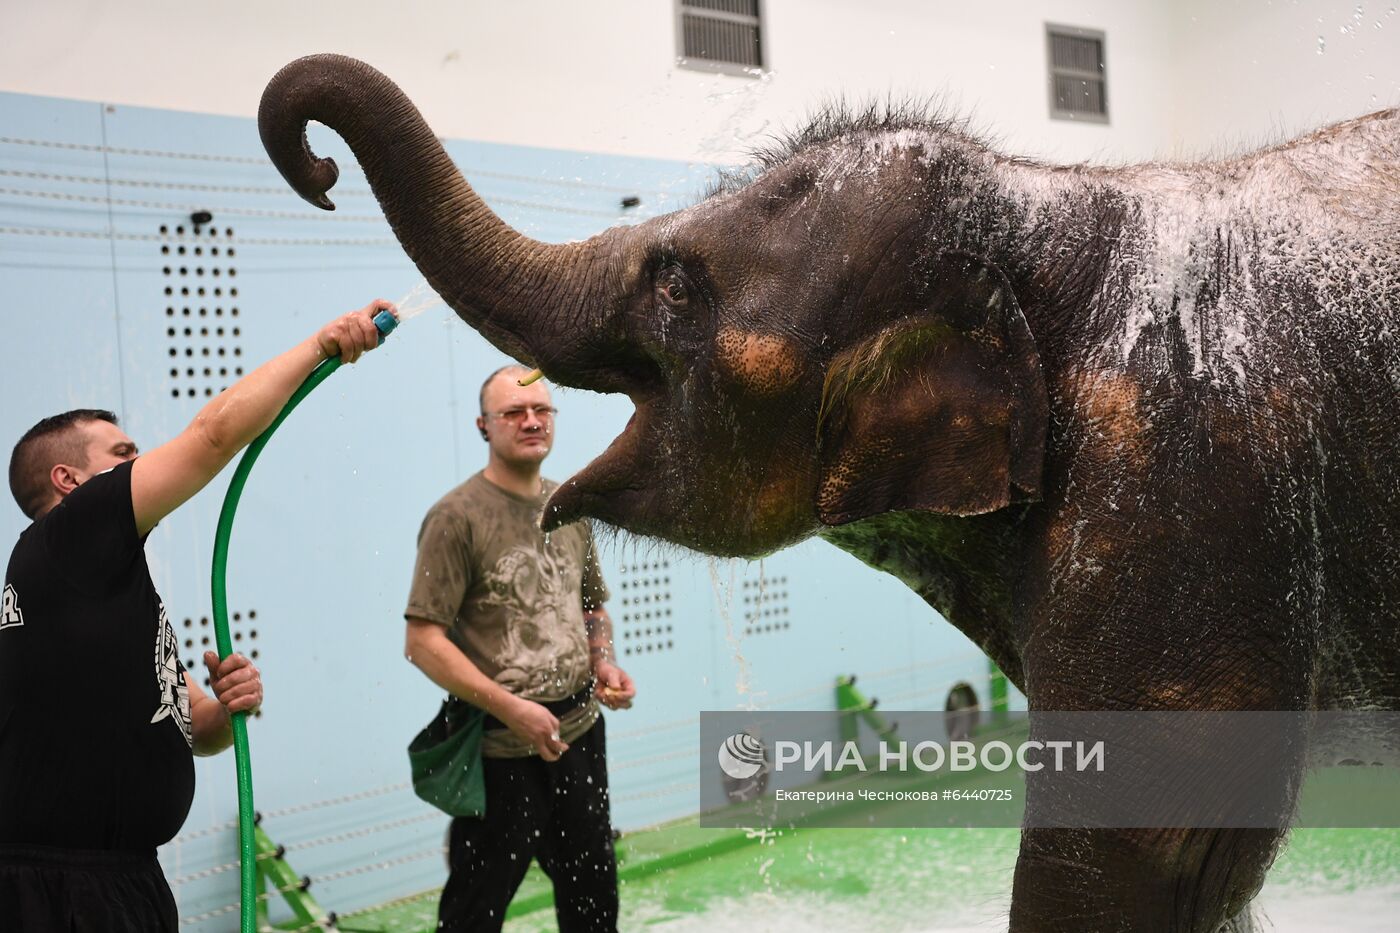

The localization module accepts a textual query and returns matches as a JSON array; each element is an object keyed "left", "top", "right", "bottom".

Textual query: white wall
[
  {"left": 1, "top": 0, "right": 1169, "bottom": 165},
  {"left": 758, "top": 0, "right": 1174, "bottom": 164},
  {"left": 1169, "top": 0, "right": 1400, "bottom": 157},
  {"left": 1, "top": 2, "right": 1395, "bottom": 167}
]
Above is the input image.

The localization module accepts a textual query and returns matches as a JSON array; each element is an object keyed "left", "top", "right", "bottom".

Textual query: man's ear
[
  {"left": 50, "top": 463, "right": 81, "bottom": 499},
  {"left": 816, "top": 253, "right": 1047, "bottom": 525}
]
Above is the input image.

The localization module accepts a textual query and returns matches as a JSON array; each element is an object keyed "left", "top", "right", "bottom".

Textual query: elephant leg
[
  {"left": 1006, "top": 613, "right": 1307, "bottom": 932},
  {"left": 1009, "top": 825, "right": 1283, "bottom": 932},
  {"left": 1005, "top": 612, "right": 1308, "bottom": 931},
  {"left": 1007, "top": 490, "right": 1315, "bottom": 930}
]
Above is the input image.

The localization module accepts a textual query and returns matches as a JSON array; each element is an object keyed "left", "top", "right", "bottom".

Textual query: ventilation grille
[
  {"left": 684, "top": 0, "right": 757, "bottom": 12},
  {"left": 161, "top": 223, "right": 244, "bottom": 400},
  {"left": 742, "top": 575, "right": 790, "bottom": 636},
  {"left": 1053, "top": 74, "right": 1105, "bottom": 115},
  {"left": 617, "top": 560, "right": 674, "bottom": 657},
  {"left": 1047, "top": 26, "right": 1108, "bottom": 122},
  {"left": 1051, "top": 32, "right": 1102, "bottom": 73},
  {"left": 181, "top": 608, "right": 263, "bottom": 716},
  {"left": 679, "top": 0, "right": 763, "bottom": 72}
]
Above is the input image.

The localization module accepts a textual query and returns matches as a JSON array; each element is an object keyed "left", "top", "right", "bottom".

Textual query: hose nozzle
[{"left": 373, "top": 309, "right": 399, "bottom": 340}]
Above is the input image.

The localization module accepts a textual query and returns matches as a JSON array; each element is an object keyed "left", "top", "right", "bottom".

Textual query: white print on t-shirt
[
  {"left": 150, "top": 602, "right": 192, "bottom": 747},
  {"left": 477, "top": 544, "right": 590, "bottom": 697},
  {"left": 1, "top": 584, "right": 22, "bottom": 631}
]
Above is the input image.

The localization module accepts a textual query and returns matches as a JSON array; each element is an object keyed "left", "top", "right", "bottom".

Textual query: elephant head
[{"left": 260, "top": 55, "right": 1048, "bottom": 558}]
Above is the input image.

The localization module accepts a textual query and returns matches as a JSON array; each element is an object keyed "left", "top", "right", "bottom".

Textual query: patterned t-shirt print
[
  {"left": 0, "top": 583, "right": 22, "bottom": 631},
  {"left": 150, "top": 602, "right": 193, "bottom": 747}
]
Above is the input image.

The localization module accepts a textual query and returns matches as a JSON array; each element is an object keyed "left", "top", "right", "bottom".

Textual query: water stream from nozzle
[{"left": 395, "top": 279, "right": 446, "bottom": 323}]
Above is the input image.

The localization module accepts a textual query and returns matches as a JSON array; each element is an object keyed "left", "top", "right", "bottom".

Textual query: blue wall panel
[
  {"left": 0, "top": 90, "right": 1006, "bottom": 927},
  {"left": 0, "top": 95, "right": 126, "bottom": 439}
]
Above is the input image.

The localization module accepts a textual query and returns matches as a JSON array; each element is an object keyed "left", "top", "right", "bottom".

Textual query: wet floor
[{"left": 499, "top": 827, "right": 1400, "bottom": 932}]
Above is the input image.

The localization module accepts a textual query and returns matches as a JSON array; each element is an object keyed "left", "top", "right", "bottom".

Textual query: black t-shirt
[{"left": 0, "top": 459, "right": 195, "bottom": 853}]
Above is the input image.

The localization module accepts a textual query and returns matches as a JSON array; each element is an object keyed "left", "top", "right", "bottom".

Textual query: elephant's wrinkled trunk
[{"left": 258, "top": 54, "right": 618, "bottom": 380}]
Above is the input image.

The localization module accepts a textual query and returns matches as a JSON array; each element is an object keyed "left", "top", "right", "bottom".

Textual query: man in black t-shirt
[{"left": 0, "top": 300, "right": 394, "bottom": 932}]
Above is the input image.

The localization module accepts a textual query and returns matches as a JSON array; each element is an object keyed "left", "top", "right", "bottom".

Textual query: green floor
[
  {"left": 334, "top": 718, "right": 1400, "bottom": 932},
  {"left": 333, "top": 712, "right": 1400, "bottom": 932},
  {"left": 336, "top": 821, "right": 1400, "bottom": 932},
  {"left": 336, "top": 818, "right": 764, "bottom": 933}
]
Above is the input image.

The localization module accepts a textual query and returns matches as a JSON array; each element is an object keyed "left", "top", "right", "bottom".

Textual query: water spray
[
  {"left": 211, "top": 307, "right": 398, "bottom": 933},
  {"left": 394, "top": 279, "right": 446, "bottom": 323},
  {"left": 397, "top": 279, "right": 546, "bottom": 387}
]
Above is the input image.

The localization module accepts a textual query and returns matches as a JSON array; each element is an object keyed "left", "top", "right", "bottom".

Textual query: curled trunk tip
[{"left": 258, "top": 54, "right": 376, "bottom": 211}]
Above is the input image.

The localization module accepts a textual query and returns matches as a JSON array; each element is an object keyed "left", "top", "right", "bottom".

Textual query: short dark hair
[
  {"left": 9, "top": 409, "right": 118, "bottom": 519},
  {"left": 478, "top": 365, "right": 534, "bottom": 414}
]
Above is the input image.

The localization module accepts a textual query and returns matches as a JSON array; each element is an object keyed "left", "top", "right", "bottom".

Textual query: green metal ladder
[{"left": 251, "top": 820, "right": 337, "bottom": 932}]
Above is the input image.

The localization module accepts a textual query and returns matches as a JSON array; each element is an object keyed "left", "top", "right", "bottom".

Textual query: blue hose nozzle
[{"left": 373, "top": 308, "right": 399, "bottom": 340}]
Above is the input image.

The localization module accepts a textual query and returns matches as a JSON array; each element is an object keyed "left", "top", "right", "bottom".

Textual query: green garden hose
[{"left": 210, "top": 309, "right": 397, "bottom": 933}]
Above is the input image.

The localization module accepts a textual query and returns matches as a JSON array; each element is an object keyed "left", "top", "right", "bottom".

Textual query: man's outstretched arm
[{"left": 130, "top": 300, "right": 395, "bottom": 536}]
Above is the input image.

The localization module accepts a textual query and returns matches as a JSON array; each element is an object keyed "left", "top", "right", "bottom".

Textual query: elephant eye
[{"left": 656, "top": 269, "right": 690, "bottom": 308}]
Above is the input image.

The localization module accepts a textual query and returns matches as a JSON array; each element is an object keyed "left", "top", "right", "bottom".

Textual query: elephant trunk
[{"left": 258, "top": 54, "right": 619, "bottom": 379}]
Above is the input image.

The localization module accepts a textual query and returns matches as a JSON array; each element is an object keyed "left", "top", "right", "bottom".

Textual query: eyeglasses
[{"left": 483, "top": 405, "right": 558, "bottom": 424}]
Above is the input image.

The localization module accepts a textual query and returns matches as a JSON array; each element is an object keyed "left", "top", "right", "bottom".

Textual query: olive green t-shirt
[{"left": 404, "top": 472, "right": 610, "bottom": 757}]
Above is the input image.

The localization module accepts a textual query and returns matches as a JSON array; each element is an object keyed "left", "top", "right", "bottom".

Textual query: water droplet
[{"left": 1317, "top": 35, "right": 1327, "bottom": 53}]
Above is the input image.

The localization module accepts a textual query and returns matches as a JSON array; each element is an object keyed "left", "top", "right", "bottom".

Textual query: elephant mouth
[{"left": 542, "top": 397, "right": 658, "bottom": 534}]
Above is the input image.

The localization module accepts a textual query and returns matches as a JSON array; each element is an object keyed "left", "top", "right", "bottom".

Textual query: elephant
[{"left": 259, "top": 54, "right": 1400, "bottom": 931}]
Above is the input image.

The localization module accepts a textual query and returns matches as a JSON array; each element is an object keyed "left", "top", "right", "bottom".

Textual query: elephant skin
[{"left": 260, "top": 55, "right": 1400, "bottom": 932}]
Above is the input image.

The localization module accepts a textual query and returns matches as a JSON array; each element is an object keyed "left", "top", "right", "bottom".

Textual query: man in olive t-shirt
[{"left": 404, "top": 365, "right": 635, "bottom": 933}]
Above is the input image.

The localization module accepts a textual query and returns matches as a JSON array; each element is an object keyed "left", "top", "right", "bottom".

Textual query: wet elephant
[{"left": 260, "top": 54, "right": 1400, "bottom": 931}]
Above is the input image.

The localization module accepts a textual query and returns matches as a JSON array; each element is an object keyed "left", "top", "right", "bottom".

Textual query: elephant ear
[{"left": 816, "top": 252, "right": 1048, "bottom": 525}]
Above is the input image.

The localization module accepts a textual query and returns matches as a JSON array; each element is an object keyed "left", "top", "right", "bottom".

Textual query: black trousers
[
  {"left": 0, "top": 844, "right": 177, "bottom": 932},
  {"left": 437, "top": 716, "right": 618, "bottom": 933}
]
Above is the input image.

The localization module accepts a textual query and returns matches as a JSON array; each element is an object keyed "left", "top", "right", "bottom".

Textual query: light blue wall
[{"left": 0, "top": 91, "right": 1020, "bottom": 927}]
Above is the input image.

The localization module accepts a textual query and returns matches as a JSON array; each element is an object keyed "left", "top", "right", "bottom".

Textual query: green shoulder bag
[{"left": 407, "top": 697, "right": 486, "bottom": 817}]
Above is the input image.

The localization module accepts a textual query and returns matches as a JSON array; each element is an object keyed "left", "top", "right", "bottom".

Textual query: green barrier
[
  {"left": 989, "top": 658, "right": 1010, "bottom": 723},
  {"left": 253, "top": 823, "right": 334, "bottom": 932}
]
